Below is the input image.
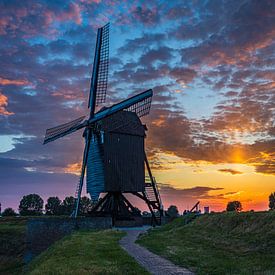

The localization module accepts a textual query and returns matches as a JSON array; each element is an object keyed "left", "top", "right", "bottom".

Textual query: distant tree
[
  {"left": 61, "top": 196, "right": 75, "bottom": 215},
  {"left": 45, "top": 197, "right": 62, "bottom": 215},
  {"left": 79, "top": 196, "right": 92, "bottom": 215},
  {"left": 167, "top": 205, "right": 179, "bottom": 218},
  {"left": 226, "top": 201, "right": 242, "bottom": 212},
  {"left": 19, "top": 194, "right": 43, "bottom": 216},
  {"left": 2, "top": 208, "right": 17, "bottom": 217},
  {"left": 269, "top": 192, "right": 275, "bottom": 210}
]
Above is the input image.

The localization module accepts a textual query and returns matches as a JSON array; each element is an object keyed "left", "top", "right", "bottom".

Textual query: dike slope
[{"left": 137, "top": 211, "right": 275, "bottom": 275}]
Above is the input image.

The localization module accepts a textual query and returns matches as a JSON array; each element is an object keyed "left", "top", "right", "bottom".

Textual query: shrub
[
  {"left": 2, "top": 207, "right": 17, "bottom": 216},
  {"left": 226, "top": 201, "right": 242, "bottom": 212}
]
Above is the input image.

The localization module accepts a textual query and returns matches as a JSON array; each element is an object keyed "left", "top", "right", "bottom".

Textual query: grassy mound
[
  {"left": 0, "top": 217, "right": 27, "bottom": 274},
  {"left": 28, "top": 230, "right": 148, "bottom": 274},
  {"left": 137, "top": 211, "right": 275, "bottom": 275}
]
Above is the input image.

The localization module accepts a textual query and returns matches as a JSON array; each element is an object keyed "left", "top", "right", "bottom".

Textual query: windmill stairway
[{"left": 143, "top": 175, "right": 163, "bottom": 225}]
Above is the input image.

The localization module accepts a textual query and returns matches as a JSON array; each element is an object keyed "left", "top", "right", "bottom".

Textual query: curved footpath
[{"left": 119, "top": 227, "right": 194, "bottom": 275}]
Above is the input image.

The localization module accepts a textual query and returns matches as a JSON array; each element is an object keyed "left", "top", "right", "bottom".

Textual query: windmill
[{"left": 43, "top": 23, "right": 163, "bottom": 225}]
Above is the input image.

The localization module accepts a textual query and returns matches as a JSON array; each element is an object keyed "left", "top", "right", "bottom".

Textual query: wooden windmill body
[{"left": 44, "top": 23, "right": 163, "bottom": 225}]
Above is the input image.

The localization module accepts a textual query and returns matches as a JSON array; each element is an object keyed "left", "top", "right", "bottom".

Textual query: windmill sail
[
  {"left": 88, "top": 23, "right": 110, "bottom": 115},
  {"left": 124, "top": 94, "right": 152, "bottom": 117},
  {"left": 88, "top": 89, "right": 153, "bottom": 125},
  {"left": 43, "top": 116, "right": 86, "bottom": 144}
]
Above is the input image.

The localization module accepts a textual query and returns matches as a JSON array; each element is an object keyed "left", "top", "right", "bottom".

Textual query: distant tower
[{"left": 204, "top": 206, "right": 209, "bottom": 214}]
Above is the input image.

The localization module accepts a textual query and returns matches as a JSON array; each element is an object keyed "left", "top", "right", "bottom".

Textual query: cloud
[
  {"left": 0, "top": 92, "right": 14, "bottom": 115},
  {"left": 0, "top": 1, "right": 83, "bottom": 38},
  {"left": 159, "top": 184, "right": 223, "bottom": 198},
  {"left": 218, "top": 169, "right": 243, "bottom": 175},
  {"left": 169, "top": 67, "right": 197, "bottom": 86},
  {"left": 131, "top": 5, "right": 160, "bottom": 26},
  {"left": 0, "top": 0, "right": 274, "bottom": 212},
  {"left": 157, "top": 184, "right": 226, "bottom": 211},
  {"left": 139, "top": 47, "right": 174, "bottom": 66},
  {"left": 0, "top": 77, "right": 30, "bottom": 86}
]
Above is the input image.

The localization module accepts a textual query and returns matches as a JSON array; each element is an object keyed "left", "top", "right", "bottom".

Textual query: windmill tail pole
[{"left": 72, "top": 130, "right": 91, "bottom": 218}]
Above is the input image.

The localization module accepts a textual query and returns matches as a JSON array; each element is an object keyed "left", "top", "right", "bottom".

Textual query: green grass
[
  {"left": 137, "top": 211, "right": 275, "bottom": 275},
  {"left": 0, "top": 217, "right": 27, "bottom": 274},
  {"left": 27, "top": 230, "right": 149, "bottom": 275}
]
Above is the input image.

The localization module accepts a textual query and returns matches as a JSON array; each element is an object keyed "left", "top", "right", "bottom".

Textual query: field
[
  {"left": 0, "top": 217, "right": 148, "bottom": 274},
  {"left": 1, "top": 212, "right": 274, "bottom": 274},
  {"left": 137, "top": 211, "right": 275, "bottom": 275},
  {"left": 27, "top": 229, "right": 148, "bottom": 274}
]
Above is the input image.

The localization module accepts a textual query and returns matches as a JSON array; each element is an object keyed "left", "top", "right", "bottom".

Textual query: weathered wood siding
[{"left": 104, "top": 132, "right": 145, "bottom": 192}]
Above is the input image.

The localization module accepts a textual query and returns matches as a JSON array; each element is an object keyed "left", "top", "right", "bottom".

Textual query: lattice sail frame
[
  {"left": 44, "top": 116, "right": 86, "bottom": 144},
  {"left": 124, "top": 95, "right": 152, "bottom": 117},
  {"left": 95, "top": 23, "right": 109, "bottom": 106}
]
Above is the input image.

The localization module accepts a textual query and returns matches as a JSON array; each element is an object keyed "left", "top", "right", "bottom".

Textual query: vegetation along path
[{"left": 119, "top": 227, "right": 194, "bottom": 275}]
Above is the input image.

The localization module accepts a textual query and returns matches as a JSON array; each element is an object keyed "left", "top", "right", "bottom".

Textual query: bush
[
  {"left": 2, "top": 207, "right": 17, "bottom": 216},
  {"left": 226, "top": 201, "right": 242, "bottom": 212},
  {"left": 166, "top": 205, "right": 179, "bottom": 218},
  {"left": 269, "top": 192, "right": 275, "bottom": 210}
]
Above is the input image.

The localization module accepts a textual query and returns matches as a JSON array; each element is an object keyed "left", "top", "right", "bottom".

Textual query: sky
[{"left": 0, "top": 0, "right": 274, "bottom": 213}]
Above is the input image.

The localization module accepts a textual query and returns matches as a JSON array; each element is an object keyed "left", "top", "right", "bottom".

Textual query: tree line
[
  {"left": 1, "top": 194, "right": 92, "bottom": 217},
  {"left": 1, "top": 192, "right": 275, "bottom": 217}
]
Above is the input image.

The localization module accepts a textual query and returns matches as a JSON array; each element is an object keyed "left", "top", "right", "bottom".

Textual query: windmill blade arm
[
  {"left": 90, "top": 89, "right": 153, "bottom": 124},
  {"left": 43, "top": 116, "right": 87, "bottom": 144},
  {"left": 88, "top": 23, "right": 110, "bottom": 114}
]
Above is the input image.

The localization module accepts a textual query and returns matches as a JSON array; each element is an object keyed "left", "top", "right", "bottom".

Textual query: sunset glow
[{"left": 0, "top": 0, "right": 274, "bottom": 213}]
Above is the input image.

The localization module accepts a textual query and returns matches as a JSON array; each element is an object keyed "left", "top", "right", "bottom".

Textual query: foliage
[
  {"left": 2, "top": 208, "right": 17, "bottom": 217},
  {"left": 166, "top": 205, "right": 179, "bottom": 218},
  {"left": 19, "top": 194, "right": 43, "bottom": 216},
  {"left": 138, "top": 211, "right": 275, "bottom": 275},
  {"left": 45, "top": 197, "right": 62, "bottom": 215},
  {"left": 269, "top": 192, "right": 275, "bottom": 210},
  {"left": 28, "top": 230, "right": 148, "bottom": 274},
  {"left": 61, "top": 196, "right": 75, "bottom": 215},
  {"left": 79, "top": 196, "right": 92, "bottom": 215},
  {"left": 226, "top": 200, "right": 242, "bottom": 212}
]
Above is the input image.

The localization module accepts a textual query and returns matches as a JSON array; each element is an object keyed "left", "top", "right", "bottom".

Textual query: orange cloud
[
  {"left": 64, "top": 162, "right": 82, "bottom": 175},
  {"left": 0, "top": 92, "right": 14, "bottom": 115},
  {"left": 0, "top": 77, "right": 30, "bottom": 86}
]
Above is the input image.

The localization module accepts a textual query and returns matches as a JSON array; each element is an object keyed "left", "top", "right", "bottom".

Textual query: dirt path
[{"left": 119, "top": 228, "right": 194, "bottom": 275}]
